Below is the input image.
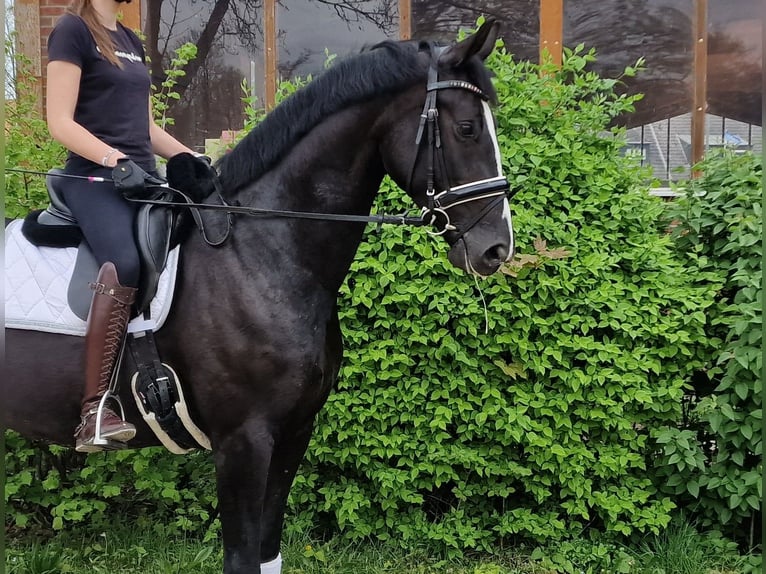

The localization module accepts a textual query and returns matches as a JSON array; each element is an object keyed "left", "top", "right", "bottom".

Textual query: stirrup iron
[
  {"left": 89, "top": 390, "right": 129, "bottom": 450},
  {"left": 90, "top": 336, "right": 130, "bottom": 450}
]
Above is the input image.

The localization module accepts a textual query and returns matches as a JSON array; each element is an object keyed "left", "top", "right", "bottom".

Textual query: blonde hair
[{"left": 65, "top": 0, "right": 123, "bottom": 68}]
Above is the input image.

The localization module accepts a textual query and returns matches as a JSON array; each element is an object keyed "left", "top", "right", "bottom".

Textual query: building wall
[{"left": 39, "top": 0, "right": 69, "bottom": 53}]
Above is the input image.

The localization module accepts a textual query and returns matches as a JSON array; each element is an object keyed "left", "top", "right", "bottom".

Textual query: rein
[
  {"left": 5, "top": 168, "right": 427, "bottom": 235},
  {"left": 134, "top": 186, "right": 427, "bottom": 227}
]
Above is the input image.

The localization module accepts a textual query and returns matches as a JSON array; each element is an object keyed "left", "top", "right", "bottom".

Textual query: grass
[
  {"left": 4, "top": 522, "right": 758, "bottom": 574},
  {"left": 628, "top": 520, "right": 758, "bottom": 574},
  {"left": 6, "top": 528, "right": 540, "bottom": 574}
]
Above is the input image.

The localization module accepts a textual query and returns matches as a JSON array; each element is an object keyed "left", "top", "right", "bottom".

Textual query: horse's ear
[{"left": 439, "top": 18, "right": 499, "bottom": 67}]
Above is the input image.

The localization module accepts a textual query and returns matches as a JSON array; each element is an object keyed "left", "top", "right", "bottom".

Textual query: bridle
[{"left": 409, "top": 44, "right": 511, "bottom": 239}]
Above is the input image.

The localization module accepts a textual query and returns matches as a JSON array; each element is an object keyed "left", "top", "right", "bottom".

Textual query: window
[{"left": 413, "top": 0, "right": 539, "bottom": 62}]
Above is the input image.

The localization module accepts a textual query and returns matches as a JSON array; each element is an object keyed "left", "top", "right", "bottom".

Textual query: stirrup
[{"left": 89, "top": 391, "right": 130, "bottom": 450}]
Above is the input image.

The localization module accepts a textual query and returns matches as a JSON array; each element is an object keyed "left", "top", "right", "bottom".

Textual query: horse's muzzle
[
  {"left": 448, "top": 237, "right": 512, "bottom": 276},
  {"left": 445, "top": 192, "right": 515, "bottom": 276}
]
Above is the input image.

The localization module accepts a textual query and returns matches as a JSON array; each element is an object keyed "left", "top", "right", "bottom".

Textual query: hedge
[{"left": 656, "top": 150, "right": 762, "bottom": 548}]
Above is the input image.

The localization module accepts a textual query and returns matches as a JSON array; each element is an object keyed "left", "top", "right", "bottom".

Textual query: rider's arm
[
  {"left": 46, "top": 60, "right": 128, "bottom": 168},
  {"left": 148, "top": 101, "right": 198, "bottom": 159}
]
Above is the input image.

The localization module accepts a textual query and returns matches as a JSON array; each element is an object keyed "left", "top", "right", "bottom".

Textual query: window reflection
[
  {"left": 700, "top": 1, "right": 762, "bottom": 173},
  {"left": 143, "top": 0, "right": 264, "bottom": 151},
  {"left": 565, "top": 1, "right": 695, "bottom": 181},
  {"left": 413, "top": 0, "right": 539, "bottom": 61},
  {"left": 277, "top": 0, "right": 398, "bottom": 81},
  {"left": 145, "top": 0, "right": 762, "bottom": 166},
  {"left": 564, "top": 0, "right": 694, "bottom": 128}
]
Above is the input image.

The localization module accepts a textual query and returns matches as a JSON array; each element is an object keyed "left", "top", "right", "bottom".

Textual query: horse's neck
[{"left": 229, "top": 107, "right": 386, "bottom": 291}]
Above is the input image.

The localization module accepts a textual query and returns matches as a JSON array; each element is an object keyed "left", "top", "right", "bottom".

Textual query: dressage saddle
[{"left": 18, "top": 152, "right": 219, "bottom": 318}]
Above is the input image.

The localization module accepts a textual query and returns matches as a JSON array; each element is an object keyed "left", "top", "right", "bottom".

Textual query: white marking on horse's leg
[{"left": 261, "top": 553, "right": 283, "bottom": 574}]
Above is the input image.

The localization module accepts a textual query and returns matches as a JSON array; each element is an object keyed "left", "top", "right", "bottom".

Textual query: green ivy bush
[
  {"left": 287, "top": 43, "right": 716, "bottom": 552},
  {"left": 6, "top": 36, "right": 720, "bottom": 554},
  {"left": 5, "top": 433, "right": 217, "bottom": 537},
  {"left": 655, "top": 150, "right": 762, "bottom": 548}
]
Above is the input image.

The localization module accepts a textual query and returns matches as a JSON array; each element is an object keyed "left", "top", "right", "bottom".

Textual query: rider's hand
[
  {"left": 188, "top": 154, "right": 218, "bottom": 185},
  {"left": 191, "top": 153, "right": 215, "bottom": 170},
  {"left": 112, "top": 158, "right": 165, "bottom": 199}
]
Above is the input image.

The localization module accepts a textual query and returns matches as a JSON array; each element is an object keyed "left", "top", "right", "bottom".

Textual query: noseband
[{"left": 410, "top": 46, "right": 511, "bottom": 238}]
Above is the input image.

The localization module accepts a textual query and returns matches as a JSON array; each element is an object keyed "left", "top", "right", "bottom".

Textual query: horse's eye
[{"left": 455, "top": 121, "right": 476, "bottom": 139}]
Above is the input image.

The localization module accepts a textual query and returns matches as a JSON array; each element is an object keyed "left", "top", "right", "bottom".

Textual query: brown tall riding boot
[{"left": 74, "top": 262, "right": 138, "bottom": 452}]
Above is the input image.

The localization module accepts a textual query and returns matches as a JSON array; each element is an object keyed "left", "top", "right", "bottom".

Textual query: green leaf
[
  {"left": 550, "top": 444, "right": 567, "bottom": 457},
  {"left": 720, "top": 403, "right": 737, "bottom": 421},
  {"left": 734, "top": 382, "right": 749, "bottom": 400},
  {"left": 686, "top": 480, "right": 700, "bottom": 498}
]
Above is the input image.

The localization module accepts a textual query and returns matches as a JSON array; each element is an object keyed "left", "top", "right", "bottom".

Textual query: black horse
[{"left": 5, "top": 20, "right": 513, "bottom": 574}]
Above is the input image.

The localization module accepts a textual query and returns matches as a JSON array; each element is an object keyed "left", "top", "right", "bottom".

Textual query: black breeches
[{"left": 60, "top": 165, "right": 141, "bottom": 288}]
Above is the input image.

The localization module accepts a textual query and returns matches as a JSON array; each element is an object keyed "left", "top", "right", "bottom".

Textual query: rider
[{"left": 46, "top": 0, "right": 209, "bottom": 452}]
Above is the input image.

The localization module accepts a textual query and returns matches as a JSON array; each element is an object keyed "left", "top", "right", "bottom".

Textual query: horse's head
[{"left": 380, "top": 19, "right": 514, "bottom": 276}]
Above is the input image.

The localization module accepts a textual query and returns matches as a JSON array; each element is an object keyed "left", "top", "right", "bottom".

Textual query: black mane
[
  {"left": 217, "top": 39, "right": 497, "bottom": 194},
  {"left": 217, "top": 41, "right": 427, "bottom": 193}
]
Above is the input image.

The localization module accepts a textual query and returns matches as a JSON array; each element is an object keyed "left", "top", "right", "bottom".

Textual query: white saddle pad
[{"left": 4, "top": 219, "right": 179, "bottom": 336}]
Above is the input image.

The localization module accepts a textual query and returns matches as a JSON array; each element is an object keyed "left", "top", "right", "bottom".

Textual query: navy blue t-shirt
[{"left": 47, "top": 14, "right": 155, "bottom": 170}]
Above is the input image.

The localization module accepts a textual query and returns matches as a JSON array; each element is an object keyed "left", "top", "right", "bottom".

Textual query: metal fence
[{"left": 625, "top": 114, "right": 761, "bottom": 184}]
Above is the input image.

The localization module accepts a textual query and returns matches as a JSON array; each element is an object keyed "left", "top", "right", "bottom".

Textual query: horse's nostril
[{"left": 483, "top": 243, "right": 509, "bottom": 265}]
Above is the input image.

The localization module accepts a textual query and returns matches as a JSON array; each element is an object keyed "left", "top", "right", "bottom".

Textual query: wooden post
[
  {"left": 264, "top": 0, "right": 277, "bottom": 110},
  {"left": 691, "top": 0, "right": 707, "bottom": 176},
  {"left": 539, "top": 0, "right": 563, "bottom": 66},
  {"left": 399, "top": 0, "right": 411, "bottom": 40},
  {"left": 15, "top": 0, "right": 41, "bottom": 77},
  {"left": 120, "top": 0, "right": 142, "bottom": 31}
]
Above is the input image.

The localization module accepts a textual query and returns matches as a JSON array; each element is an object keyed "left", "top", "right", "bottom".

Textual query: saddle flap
[
  {"left": 67, "top": 240, "right": 100, "bottom": 321},
  {"left": 135, "top": 200, "right": 175, "bottom": 314},
  {"left": 46, "top": 168, "right": 77, "bottom": 223}
]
